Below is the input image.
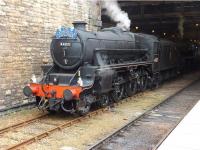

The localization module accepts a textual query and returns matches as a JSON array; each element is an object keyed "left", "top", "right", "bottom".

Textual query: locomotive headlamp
[
  {"left": 53, "top": 76, "right": 59, "bottom": 85},
  {"left": 31, "top": 74, "right": 37, "bottom": 83},
  {"left": 31, "top": 74, "right": 42, "bottom": 83},
  {"left": 63, "top": 90, "right": 73, "bottom": 101}
]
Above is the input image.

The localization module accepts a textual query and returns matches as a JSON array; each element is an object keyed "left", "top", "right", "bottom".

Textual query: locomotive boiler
[{"left": 23, "top": 21, "right": 180, "bottom": 115}]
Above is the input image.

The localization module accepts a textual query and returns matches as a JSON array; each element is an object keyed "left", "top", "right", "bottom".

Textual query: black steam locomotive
[{"left": 23, "top": 21, "right": 181, "bottom": 115}]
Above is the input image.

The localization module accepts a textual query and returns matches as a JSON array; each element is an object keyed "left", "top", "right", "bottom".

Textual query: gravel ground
[
  {"left": 0, "top": 112, "right": 76, "bottom": 149},
  {"left": 0, "top": 72, "right": 199, "bottom": 150},
  {"left": 98, "top": 77, "right": 200, "bottom": 150}
]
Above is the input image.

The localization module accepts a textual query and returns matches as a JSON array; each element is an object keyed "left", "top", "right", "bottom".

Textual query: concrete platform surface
[{"left": 158, "top": 100, "right": 200, "bottom": 150}]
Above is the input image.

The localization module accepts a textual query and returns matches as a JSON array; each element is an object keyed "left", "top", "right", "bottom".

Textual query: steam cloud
[
  {"left": 178, "top": 15, "right": 184, "bottom": 38},
  {"left": 101, "top": 0, "right": 131, "bottom": 31}
]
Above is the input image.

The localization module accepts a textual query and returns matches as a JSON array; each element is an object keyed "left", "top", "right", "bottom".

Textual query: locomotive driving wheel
[
  {"left": 112, "top": 77, "right": 125, "bottom": 102},
  {"left": 127, "top": 80, "right": 137, "bottom": 96},
  {"left": 138, "top": 69, "right": 148, "bottom": 92}
]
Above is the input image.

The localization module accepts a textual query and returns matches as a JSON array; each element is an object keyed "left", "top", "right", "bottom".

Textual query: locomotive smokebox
[{"left": 73, "top": 21, "right": 87, "bottom": 31}]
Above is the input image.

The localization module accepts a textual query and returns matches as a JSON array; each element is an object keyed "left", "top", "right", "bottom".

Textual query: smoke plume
[
  {"left": 101, "top": 0, "right": 131, "bottom": 31},
  {"left": 178, "top": 15, "right": 184, "bottom": 38}
]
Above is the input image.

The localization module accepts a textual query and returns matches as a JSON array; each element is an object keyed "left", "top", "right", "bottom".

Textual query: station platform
[{"left": 158, "top": 100, "right": 200, "bottom": 150}]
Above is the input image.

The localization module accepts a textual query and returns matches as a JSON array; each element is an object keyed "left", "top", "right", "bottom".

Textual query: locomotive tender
[{"left": 23, "top": 21, "right": 180, "bottom": 115}]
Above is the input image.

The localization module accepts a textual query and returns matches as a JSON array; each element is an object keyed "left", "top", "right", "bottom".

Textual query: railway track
[
  {"left": 2, "top": 108, "right": 108, "bottom": 150},
  {"left": 0, "top": 76, "right": 198, "bottom": 150},
  {"left": 88, "top": 80, "right": 196, "bottom": 150},
  {"left": 1, "top": 93, "right": 142, "bottom": 149},
  {"left": 1, "top": 94, "right": 139, "bottom": 150},
  {"left": 0, "top": 113, "right": 48, "bottom": 135}
]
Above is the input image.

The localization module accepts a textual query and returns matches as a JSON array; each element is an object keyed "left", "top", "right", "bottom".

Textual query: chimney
[{"left": 73, "top": 21, "right": 87, "bottom": 31}]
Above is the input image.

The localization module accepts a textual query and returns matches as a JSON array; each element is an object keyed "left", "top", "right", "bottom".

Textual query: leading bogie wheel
[
  {"left": 76, "top": 94, "right": 92, "bottom": 116},
  {"left": 99, "top": 94, "right": 110, "bottom": 108}
]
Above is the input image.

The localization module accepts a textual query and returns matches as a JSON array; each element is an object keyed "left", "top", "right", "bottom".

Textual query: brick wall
[{"left": 0, "top": 0, "right": 101, "bottom": 110}]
